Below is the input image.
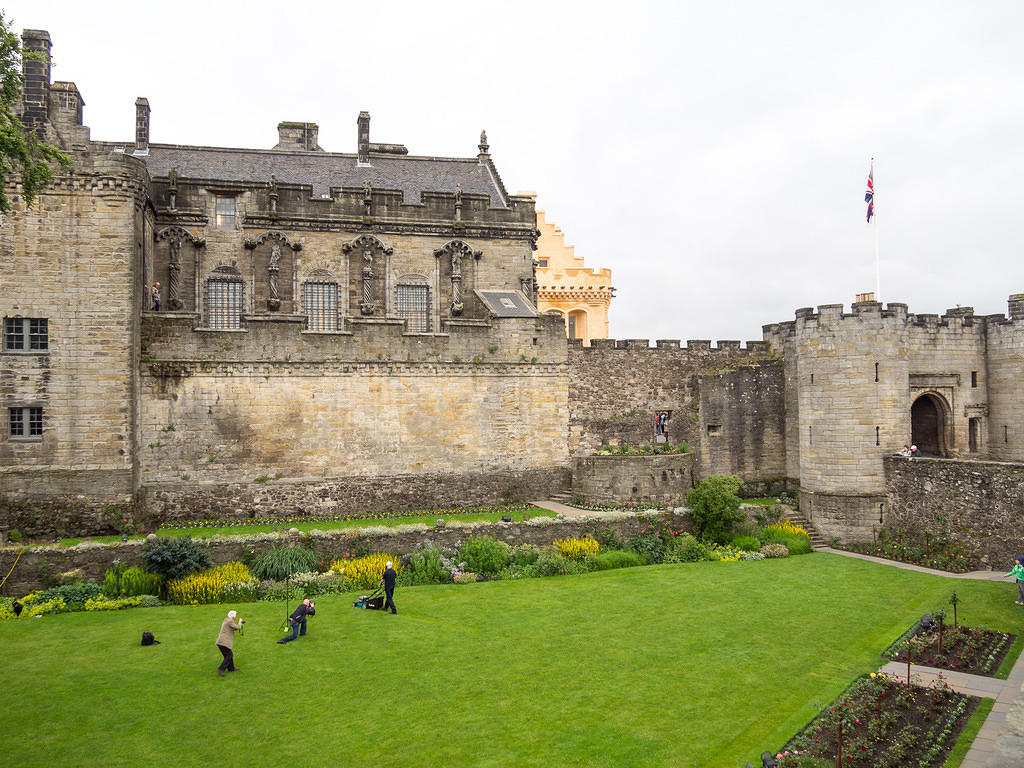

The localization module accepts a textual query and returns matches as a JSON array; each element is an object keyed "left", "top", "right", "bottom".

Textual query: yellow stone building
[{"left": 524, "top": 193, "right": 614, "bottom": 345}]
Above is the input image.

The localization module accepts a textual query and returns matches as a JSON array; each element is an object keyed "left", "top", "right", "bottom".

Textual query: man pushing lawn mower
[{"left": 381, "top": 561, "right": 397, "bottom": 614}]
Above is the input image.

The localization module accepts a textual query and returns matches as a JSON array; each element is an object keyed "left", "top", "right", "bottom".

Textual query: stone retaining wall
[
  {"left": 571, "top": 454, "right": 694, "bottom": 504},
  {"left": 884, "top": 455, "right": 1024, "bottom": 566}
]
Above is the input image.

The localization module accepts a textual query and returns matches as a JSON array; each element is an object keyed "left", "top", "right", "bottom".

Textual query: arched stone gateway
[{"left": 911, "top": 393, "right": 952, "bottom": 457}]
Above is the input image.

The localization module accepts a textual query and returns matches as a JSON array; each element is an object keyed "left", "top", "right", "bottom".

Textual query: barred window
[
  {"left": 303, "top": 282, "right": 338, "bottom": 331},
  {"left": 215, "top": 196, "right": 236, "bottom": 229},
  {"left": 396, "top": 284, "right": 429, "bottom": 332},
  {"left": 9, "top": 407, "right": 43, "bottom": 437},
  {"left": 4, "top": 317, "right": 48, "bottom": 351},
  {"left": 206, "top": 279, "right": 244, "bottom": 329}
]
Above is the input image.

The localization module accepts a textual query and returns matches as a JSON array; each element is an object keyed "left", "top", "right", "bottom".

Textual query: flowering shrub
[
  {"left": 403, "top": 544, "right": 455, "bottom": 585},
  {"left": 760, "top": 543, "right": 790, "bottom": 558},
  {"left": 84, "top": 596, "right": 142, "bottom": 611},
  {"left": 330, "top": 553, "right": 401, "bottom": 590},
  {"left": 764, "top": 520, "right": 808, "bottom": 537},
  {"left": 167, "top": 562, "right": 255, "bottom": 605},
  {"left": 706, "top": 544, "right": 745, "bottom": 562},
  {"left": 741, "top": 551, "right": 766, "bottom": 561},
  {"left": 553, "top": 536, "right": 600, "bottom": 560},
  {"left": 453, "top": 572, "right": 479, "bottom": 584},
  {"left": 841, "top": 527, "right": 975, "bottom": 572}
]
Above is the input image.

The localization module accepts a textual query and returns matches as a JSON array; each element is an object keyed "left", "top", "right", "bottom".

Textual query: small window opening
[
  {"left": 706, "top": 424, "right": 722, "bottom": 436},
  {"left": 875, "top": 426, "right": 880, "bottom": 446},
  {"left": 971, "top": 371, "right": 978, "bottom": 388},
  {"left": 874, "top": 362, "right": 879, "bottom": 382}
]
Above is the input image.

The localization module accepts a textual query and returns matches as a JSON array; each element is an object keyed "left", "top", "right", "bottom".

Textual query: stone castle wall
[
  {"left": 137, "top": 312, "right": 570, "bottom": 519},
  {"left": 695, "top": 359, "right": 787, "bottom": 482},
  {"left": 986, "top": 300, "right": 1024, "bottom": 462},
  {"left": 566, "top": 338, "right": 769, "bottom": 456},
  {"left": 0, "top": 153, "right": 150, "bottom": 529},
  {"left": 883, "top": 455, "right": 1024, "bottom": 566},
  {"left": 571, "top": 454, "right": 695, "bottom": 504}
]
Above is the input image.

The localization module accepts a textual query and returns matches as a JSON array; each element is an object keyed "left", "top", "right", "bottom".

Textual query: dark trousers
[
  {"left": 384, "top": 587, "right": 397, "bottom": 614},
  {"left": 217, "top": 644, "right": 235, "bottom": 671}
]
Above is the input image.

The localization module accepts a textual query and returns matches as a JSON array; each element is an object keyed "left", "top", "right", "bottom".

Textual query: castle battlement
[
  {"left": 762, "top": 295, "right": 1024, "bottom": 350},
  {"left": 574, "top": 338, "right": 768, "bottom": 353}
]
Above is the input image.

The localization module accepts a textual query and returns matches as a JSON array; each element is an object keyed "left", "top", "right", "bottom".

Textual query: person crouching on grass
[
  {"left": 1005, "top": 556, "right": 1024, "bottom": 606},
  {"left": 278, "top": 598, "right": 315, "bottom": 643},
  {"left": 216, "top": 610, "right": 244, "bottom": 676}
]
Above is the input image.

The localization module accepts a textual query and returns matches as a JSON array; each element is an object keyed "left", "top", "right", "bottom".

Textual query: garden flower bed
[
  {"left": 883, "top": 620, "right": 1014, "bottom": 677},
  {"left": 777, "top": 673, "right": 978, "bottom": 768}
]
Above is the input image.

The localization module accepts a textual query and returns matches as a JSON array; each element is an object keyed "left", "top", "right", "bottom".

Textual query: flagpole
[{"left": 873, "top": 158, "right": 880, "bottom": 301}]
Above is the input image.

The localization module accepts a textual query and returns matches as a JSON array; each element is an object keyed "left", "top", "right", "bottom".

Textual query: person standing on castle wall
[
  {"left": 1005, "top": 556, "right": 1024, "bottom": 606},
  {"left": 151, "top": 282, "right": 161, "bottom": 311}
]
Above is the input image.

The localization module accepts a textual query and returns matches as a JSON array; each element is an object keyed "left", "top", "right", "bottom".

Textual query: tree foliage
[
  {"left": 687, "top": 474, "right": 745, "bottom": 544},
  {"left": 0, "top": 13, "right": 70, "bottom": 214},
  {"left": 140, "top": 535, "right": 212, "bottom": 581}
]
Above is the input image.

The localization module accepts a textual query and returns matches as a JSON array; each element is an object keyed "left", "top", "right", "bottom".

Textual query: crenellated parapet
[{"left": 574, "top": 337, "right": 769, "bottom": 353}]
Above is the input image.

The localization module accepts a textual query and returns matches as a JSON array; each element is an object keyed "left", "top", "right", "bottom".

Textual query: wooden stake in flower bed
[{"left": 950, "top": 590, "right": 959, "bottom": 627}]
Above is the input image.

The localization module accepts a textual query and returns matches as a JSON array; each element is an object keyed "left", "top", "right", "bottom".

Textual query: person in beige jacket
[{"left": 215, "top": 609, "right": 244, "bottom": 677}]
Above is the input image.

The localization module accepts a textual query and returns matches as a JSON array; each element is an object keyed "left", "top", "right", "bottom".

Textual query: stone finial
[
  {"left": 478, "top": 129, "right": 489, "bottom": 162},
  {"left": 268, "top": 174, "right": 278, "bottom": 214}
]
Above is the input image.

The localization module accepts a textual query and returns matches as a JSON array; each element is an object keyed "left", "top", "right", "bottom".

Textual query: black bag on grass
[{"left": 141, "top": 631, "right": 159, "bottom": 646}]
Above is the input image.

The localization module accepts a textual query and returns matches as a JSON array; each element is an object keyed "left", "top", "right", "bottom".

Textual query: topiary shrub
[
  {"left": 250, "top": 544, "right": 319, "bottom": 582},
  {"left": 141, "top": 535, "right": 211, "bottom": 581},
  {"left": 458, "top": 535, "right": 511, "bottom": 576}
]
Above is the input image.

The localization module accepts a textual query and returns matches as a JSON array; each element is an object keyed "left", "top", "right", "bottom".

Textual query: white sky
[{"left": 6, "top": 0, "right": 1023, "bottom": 342}]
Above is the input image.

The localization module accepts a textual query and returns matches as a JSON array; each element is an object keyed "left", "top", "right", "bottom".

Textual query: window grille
[
  {"left": 303, "top": 282, "right": 338, "bottom": 331},
  {"left": 4, "top": 317, "right": 48, "bottom": 351},
  {"left": 396, "top": 284, "right": 429, "bottom": 332},
  {"left": 206, "top": 279, "right": 244, "bottom": 329},
  {"left": 215, "top": 197, "right": 236, "bottom": 229},
  {"left": 9, "top": 407, "right": 42, "bottom": 437}
]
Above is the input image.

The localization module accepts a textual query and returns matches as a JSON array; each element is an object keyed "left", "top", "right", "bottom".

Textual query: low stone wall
[
  {"left": 884, "top": 455, "right": 1024, "bottom": 566},
  {"left": 571, "top": 454, "right": 695, "bottom": 504},
  {"left": 0, "top": 511, "right": 690, "bottom": 597},
  {"left": 799, "top": 489, "right": 887, "bottom": 544},
  {"left": 142, "top": 466, "right": 571, "bottom": 525}
]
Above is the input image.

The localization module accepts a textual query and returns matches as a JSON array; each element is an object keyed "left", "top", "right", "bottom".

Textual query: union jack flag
[{"left": 865, "top": 164, "right": 874, "bottom": 222}]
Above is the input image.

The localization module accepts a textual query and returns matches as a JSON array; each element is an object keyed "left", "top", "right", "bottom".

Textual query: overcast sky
[{"left": 6, "top": 1, "right": 1023, "bottom": 342}]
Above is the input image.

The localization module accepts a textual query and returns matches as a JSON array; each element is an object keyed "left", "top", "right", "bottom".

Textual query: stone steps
[{"left": 781, "top": 509, "right": 828, "bottom": 548}]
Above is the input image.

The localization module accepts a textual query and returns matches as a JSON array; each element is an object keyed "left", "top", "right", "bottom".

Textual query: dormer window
[{"left": 215, "top": 196, "right": 236, "bottom": 229}]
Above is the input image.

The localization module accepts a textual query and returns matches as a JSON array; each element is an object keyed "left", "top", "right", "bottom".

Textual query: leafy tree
[
  {"left": 0, "top": 12, "right": 70, "bottom": 214},
  {"left": 686, "top": 474, "right": 745, "bottom": 544}
]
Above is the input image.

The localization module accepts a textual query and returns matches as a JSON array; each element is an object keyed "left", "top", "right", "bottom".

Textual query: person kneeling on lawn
[{"left": 278, "top": 598, "right": 315, "bottom": 643}]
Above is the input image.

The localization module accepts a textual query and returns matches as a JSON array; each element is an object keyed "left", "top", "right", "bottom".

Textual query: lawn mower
[{"left": 352, "top": 587, "right": 384, "bottom": 610}]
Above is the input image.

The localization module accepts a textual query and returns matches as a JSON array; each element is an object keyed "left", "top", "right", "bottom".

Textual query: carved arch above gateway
[
  {"left": 243, "top": 230, "right": 303, "bottom": 251},
  {"left": 433, "top": 239, "right": 482, "bottom": 262}
]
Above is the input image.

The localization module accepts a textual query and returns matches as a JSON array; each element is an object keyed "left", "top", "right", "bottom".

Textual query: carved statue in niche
[
  {"left": 167, "top": 168, "right": 178, "bottom": 210},
  {"left": 362, "top": 179, "right": 372, "bottom": 216},
  {"left": 360, "top": 245, "right": 376, "bottom": 314},
  {"left": 268, "top": 174, "right": 279, "bottom": 214},
  {"left": 167, "top": 238, "right": 183, "bottom": 310},
  {"left": 450, "top": 252, "right": 464, "bottom": 315},
  {"left": 267, "top": 241, "right": 282, "bottom": 310}
]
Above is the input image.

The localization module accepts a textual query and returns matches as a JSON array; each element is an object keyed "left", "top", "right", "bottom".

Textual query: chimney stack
[
  {"left": 135, "top": 97, "right": 150, "bottom": 154},
  {"left": 357, "top": 111, "right": 370, "bottom": 165},
  {"left": 21, "top": 30, "right": 52, "bottom": 134},
  {"left": 274, "top": 122, "right": 320, "bottom": 151},
  {"left": 1009, "top": 294, "right": 1024, "bottom": 320}
]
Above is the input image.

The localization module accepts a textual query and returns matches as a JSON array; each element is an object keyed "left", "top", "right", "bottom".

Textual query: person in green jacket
[{"left": 1005, "top": 556, "right": 1024, "bottom": 605}]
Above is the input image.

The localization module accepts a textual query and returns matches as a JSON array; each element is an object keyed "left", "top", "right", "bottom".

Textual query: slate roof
[
  {"left": 476, "top": 290, "right": 538, "bottom": 318},
  {"left": 141, "top": 145, "right": 508, "bottom": 207}
]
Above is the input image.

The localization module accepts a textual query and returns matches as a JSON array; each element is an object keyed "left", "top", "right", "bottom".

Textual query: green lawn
[{"left": 1, "top": 553, "right": 1018, "bottom": 768}]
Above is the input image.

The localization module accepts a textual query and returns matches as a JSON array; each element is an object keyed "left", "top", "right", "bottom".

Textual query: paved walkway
[{"left": 534, "top": 504, "right": 1024, "bottom": 764}]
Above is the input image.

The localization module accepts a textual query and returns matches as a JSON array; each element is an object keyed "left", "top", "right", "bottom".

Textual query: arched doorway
[{"left": 911, "top": 393, "right": 951, "bottom": 457}]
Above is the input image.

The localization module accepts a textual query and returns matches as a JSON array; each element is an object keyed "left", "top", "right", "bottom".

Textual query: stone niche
[{"left": 571, "top": 454, "right": 695, "bottom": 504}]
